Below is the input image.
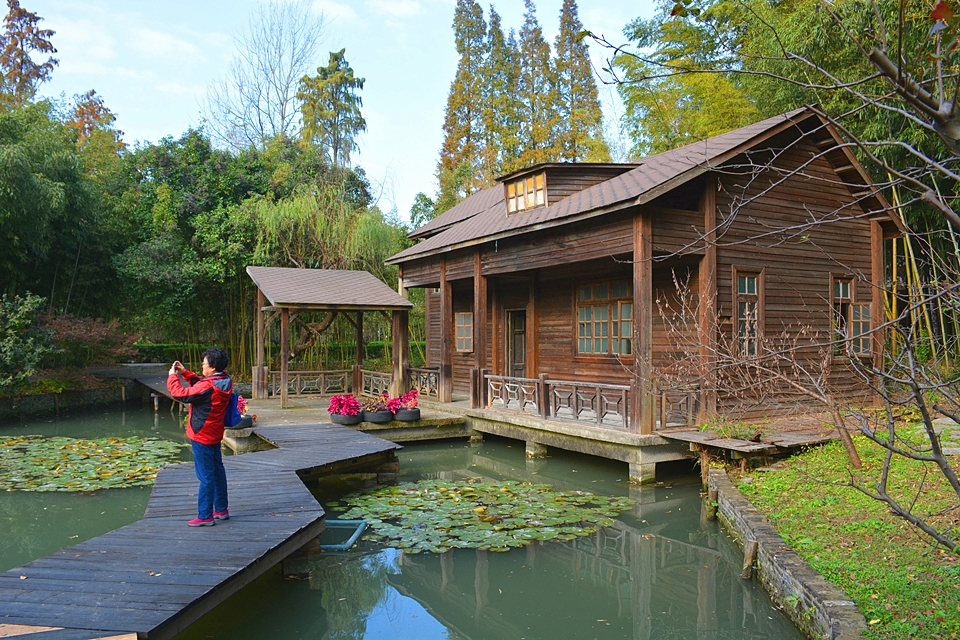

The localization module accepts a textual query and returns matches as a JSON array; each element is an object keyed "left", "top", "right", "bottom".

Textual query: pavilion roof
[{"left": 246, "top": 267, "right": 413, "bottom": 311}]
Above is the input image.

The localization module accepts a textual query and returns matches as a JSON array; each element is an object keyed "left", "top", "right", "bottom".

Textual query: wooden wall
[{"left": 714, "top": 132, "right": 874, "bottom": 416}]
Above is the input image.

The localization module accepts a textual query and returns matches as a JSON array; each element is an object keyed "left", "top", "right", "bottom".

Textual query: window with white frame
[
  {"left": 736, "top": 273, "right": 760, "bottom": 357},
  {"left": 455, "top": 312, "right": 473, "bottom": 352}
]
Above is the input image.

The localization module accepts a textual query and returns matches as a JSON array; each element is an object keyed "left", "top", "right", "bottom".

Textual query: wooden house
[{"left": 387, "top": 107, "right": 902, "bottom": 440}]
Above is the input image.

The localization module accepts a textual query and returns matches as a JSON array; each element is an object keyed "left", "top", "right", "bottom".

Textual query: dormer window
[{"left": 506, "top": 172, "right": 546, "bottom": 213}]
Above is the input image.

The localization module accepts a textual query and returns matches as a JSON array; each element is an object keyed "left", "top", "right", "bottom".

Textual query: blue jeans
[{"left": 192, "top": 440, "right": 228, "bottom": 519}]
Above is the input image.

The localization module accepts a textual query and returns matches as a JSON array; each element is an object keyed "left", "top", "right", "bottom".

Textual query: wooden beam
[
  {"left": 490, "top": 277, "right": 501, "bottom": 375},
  {"left": 699, "top": 175, "right": 718, "bottom": 420},
  {"left": 280, "top": 308, "right": 289, "bottom": 409},
  {"left": 390, "top": 310, "right": 411, "bottom": 397},
  {"left": 473, "top": 250, "right": 487, "bottom": 408},
  {"left": 871, "top": 220, "right": 884, "bottom": 370},
  {"left": 439, "top": 259, "right": 453, "bottom": 402},
  {"left": 527, "top": 274, "right": 538, "bottom": 378},
  {"left": 632, "top": 210, "right": 655, "bottom": 434}
]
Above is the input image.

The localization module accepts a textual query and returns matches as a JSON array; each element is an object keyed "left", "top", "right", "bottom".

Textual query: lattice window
[
  {"left": 577, "top": 281, "right": 632, "bottom": 355},
  {"left": 506, "top": 172, "right": 546, "bottom": 213},
  {"left": 736, "top": 273, "right": 760, "bottom": 357},
  {"left": 851, "top": 304, "right": 871, "bottom": 356},
  {"left": 455, "top": 312, "right": 473, "bottom": 352}
]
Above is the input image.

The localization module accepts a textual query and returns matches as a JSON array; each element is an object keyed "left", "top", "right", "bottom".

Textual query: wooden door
[{"left": 507, "top": 310, "right": 526, "bottom": 378}]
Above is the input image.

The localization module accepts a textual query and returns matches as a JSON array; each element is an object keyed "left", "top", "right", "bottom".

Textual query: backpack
[{"left": 224, "top": 392, "right": 243, "bottom": 427}]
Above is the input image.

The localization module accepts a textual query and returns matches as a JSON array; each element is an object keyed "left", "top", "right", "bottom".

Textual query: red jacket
[{"left": 167, "top": 369, "right": 232, "bottom": 445}]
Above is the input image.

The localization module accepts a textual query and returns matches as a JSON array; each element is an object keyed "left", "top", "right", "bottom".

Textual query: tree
[
  {"left": 553, "top": 0, "right": 609, "bottom": 162},
  {"left": 513, "top": 0, "right": 559, "bottom": 170},
  {"left": 437, "top": 0, "right": 488, "bottom": 210},
  {"left": 0, "top": 293, "right": 53, "bottom": 392},
  {"left": 0, "top": 0, "right": 55, "bottom": 105},
  {"left": 205, "top": 0, "right": 325, "bottom": 151},
  {"left": 479, "top": 6, "right": 522, "bottom": 183},
  {"left": 409, "top": 191, "right": 436, "bottom": 229},
  {"left": 298, "top": 49, "right": 366, "bottom": 169}
]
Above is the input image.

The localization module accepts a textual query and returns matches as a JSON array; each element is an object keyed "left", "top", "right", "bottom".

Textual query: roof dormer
[
  {"left": 505, "top": 171, "right": 546, "bottom": 214},
  {"left": 499, "top": 163, "right": 641, "bottom": 216}
]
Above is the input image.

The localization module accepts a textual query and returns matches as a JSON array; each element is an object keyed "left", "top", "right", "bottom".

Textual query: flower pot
[
  {"left": 330, "top": 413, "right": 362, "bottom": 425},
  {"left": 363, "top": 410, "right": 394, "bottom": 423},
  {"left": 394, "top": 408, "right": 420, "bottom": 422}
]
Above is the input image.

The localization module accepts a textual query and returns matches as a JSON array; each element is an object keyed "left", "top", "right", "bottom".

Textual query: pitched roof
[
  {"left": 387, "top": 107, "right": 898, "bottom": 265},
  {"left": 246, "top": 267, "right": 413, "bottom": 310}
]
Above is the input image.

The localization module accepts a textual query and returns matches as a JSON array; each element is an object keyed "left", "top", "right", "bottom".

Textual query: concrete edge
[{"left": 708, "top": 469, "right": 866, "bottom": 640}]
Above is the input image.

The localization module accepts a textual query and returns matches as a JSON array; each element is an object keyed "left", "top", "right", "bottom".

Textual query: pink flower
[
  {"left": 236, "top": 395, "right": 248, "bottom": 415},
  {"left": 386, "top": 395, "right": 402, "bottom": 413},
  {"left": 400, "top": 388, "right": 419, "bottom": 409},
  {"left": 328, "top": 393, "right": 361, "bottom": 416}
]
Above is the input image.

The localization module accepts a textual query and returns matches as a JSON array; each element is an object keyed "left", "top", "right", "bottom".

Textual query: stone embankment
[{"left": 709, "top": 468, "right": 866, "bottom": 640}]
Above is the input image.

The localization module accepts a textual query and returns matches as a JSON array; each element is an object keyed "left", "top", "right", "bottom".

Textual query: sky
[{"left": 30, "top": 0, "right": 655, "bottom": 221}]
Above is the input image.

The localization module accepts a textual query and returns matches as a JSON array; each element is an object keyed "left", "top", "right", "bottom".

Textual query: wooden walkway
[{"left": 0, "top": 425, "right": 401, "bottom": 640}]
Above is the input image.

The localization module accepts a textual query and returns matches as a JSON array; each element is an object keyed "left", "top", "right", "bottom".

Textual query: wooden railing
[
  {"left": 481, "top": 371, "right": 702, "bottom": 432},
  {"left": 411, "top": 367, "right": 439, "bottom": 398},
  {"left": 545, "top": 378, "right": 631, "bottom": 429},
  {"left": 360, "top": 369, "right": 391, "bottom": 397},
  {"left": 267, "top": 370, "right": 349, "bottom": 397},
  {"left": 486, "top": 374, "right": 541, "bottom": 414}
]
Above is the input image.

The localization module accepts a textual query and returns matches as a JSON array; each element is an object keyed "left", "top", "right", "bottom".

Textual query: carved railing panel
[
  {"left": 411, "top": 367, "right": 439, "bottom": 398},
  {"left": 268, "top": 370, "right": 350, "bottom": 397},
  {"left": 361, "top": 370, "right": 392, "bottom": 397},
  {"left": 546, "top": 379, "right": 630, "bottom": 430},
  {"left": 658, "top": 385, "right": 701, "bottom": 428},
  {"left": 486, "top": 374, "right": 540, "bottom": 414}
]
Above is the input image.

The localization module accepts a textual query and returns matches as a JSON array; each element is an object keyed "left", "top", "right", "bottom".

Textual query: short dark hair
[{"left": 202, "top": 347, "right": 229, "bottom": 372}]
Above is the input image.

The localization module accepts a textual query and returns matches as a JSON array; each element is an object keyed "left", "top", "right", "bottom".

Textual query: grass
[{"left": 733, "top": 436, "right": 960, "bottom": 639}]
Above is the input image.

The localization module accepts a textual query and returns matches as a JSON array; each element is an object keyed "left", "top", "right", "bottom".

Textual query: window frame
[
  {"left": 576, "top": 280, "right": 633, "bottom": 358},
  {"left": 732, "top": 267, "right": 764, "bottom": 359},
  {"left": 830, "top": 274, "right": 871, "bottom": 358},
  {"left": 505, "top": 172, "right": 547, "bottom": 214},
  {"left": 455, "top": 311, "right": 474, "bottom": 353}
]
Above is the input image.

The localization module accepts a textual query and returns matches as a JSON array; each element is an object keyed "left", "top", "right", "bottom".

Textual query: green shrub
[
  {"left": 42, "top": 313, "right": 138, "bottom": 367},
  {"left": 0, "top": 293, "right": 54, "bottom": 393}
]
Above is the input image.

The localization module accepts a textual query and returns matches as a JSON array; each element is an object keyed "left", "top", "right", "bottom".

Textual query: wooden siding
[
  {"left": 650, "top": 206, "right": 705, "bottom": 256},
  {"left": 714, "top": 133, "right": 874, "bottom": 416},
  {"left": 425, "top": 288, "right": 440, "bottom": 368},
  {"left": 544, "top": 165, "right": 637, "bottom": 204},
  {"left": 402, "top": 256, "right": 442, "bottom": 288}
]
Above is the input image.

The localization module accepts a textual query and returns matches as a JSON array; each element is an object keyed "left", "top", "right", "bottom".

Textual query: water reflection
[{"left": 297, "top": 444, "right": 802, "bottom": 640}]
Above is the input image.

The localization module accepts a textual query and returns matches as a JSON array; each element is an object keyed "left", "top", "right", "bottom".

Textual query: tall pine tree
[
  {"left": 479, "top": 6, "right": 521, "bottom": 183},
  {"left": 513, "top": 0, "right": 558, "bottom": 170},
  {"left": 298, "top": 49, "right": 366, "bottom": 168},
  {"left": 436, "top": 0, "right": 488, "bottom": 213},
  {"left": 554, "top": 0, "right": 608, "bottom": 162}
]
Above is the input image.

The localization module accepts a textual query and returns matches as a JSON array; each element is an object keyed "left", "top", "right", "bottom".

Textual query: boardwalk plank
[{"left": 0, "top": 424, "right": 399, "bottom": 640}]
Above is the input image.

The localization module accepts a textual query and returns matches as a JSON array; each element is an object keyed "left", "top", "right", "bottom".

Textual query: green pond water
[{"left": 0, "top": 407, "right": 805, "bottom": 640}]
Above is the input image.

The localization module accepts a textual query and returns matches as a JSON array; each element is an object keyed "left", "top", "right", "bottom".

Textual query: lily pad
[
  {"left": 0, "top": 435, "right": 185, "bottom": 492},
  {"left": 340, "top": 478, "right": 633, "bottom": 554}
]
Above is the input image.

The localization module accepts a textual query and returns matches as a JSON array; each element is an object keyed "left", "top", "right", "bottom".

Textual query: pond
[{"left": 0, "top": 407, "right": 804, "bottom": 640}]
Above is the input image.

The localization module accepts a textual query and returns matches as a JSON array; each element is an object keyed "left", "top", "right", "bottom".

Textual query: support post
[
  {"left": 871, "top": 220, "right": 884, "bottom": 370},
  {"left": 473, "top": 250, "right": 487, "bottom": 408},
  {"left": 280, "top": 308, "right": 289, "bottom": 409},
  {"left": 389, "top": 310, "right": 410, "bottom": 397},
  {"left": 439, "top": 259, "right": 453, "bottom": 402},
  {"left": 631, "top": 210, "right": 655, "bottom": 434},
  {"left": 254, "top": 288, "right": 267, "bottom": 399},
  {"left": 354, "top": 311, "right": 364, "bottom": 394},
  {"left": 699, "top": 175, "right": 718, "bottom": 421}
]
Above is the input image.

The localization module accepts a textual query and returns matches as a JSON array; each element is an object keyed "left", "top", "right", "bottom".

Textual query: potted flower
[
  {"left": 327, "top": 393, "right": 362, "bottom": 425},
  {"left": 393, "top": 389, "right": 420, "bottom": 421},
  {"left": 362, "top": 394, "right": 394, "bottom": 423}
]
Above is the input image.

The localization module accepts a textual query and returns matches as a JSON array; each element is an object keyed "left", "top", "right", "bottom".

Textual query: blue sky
[{"left": 30, "top": 0, "right": 653, "bottom": 220}]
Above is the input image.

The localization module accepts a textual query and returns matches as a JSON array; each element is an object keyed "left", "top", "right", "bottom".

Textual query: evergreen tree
[
  {"left": 479, "top": 6, "right": 521, "bottom": 182},
  {"left": 554, "top": 0, "right": 609, "bottom": 162},
  {"left": 0, "top": 0, "right": 56, "bottom": 105},
  {"left": 513, "top": 0, "right": 558, "bottom": 170},
  {"left": 437, "top": 0, "right": 488, "bottom": 212},
  {"left": 298, "top": 48, "right": 366, "bottom": 169}
]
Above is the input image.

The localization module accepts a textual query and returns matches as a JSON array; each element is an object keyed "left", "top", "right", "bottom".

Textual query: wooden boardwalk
[{"left": 0, "top": 425, "right": 401, "bottom": 640}]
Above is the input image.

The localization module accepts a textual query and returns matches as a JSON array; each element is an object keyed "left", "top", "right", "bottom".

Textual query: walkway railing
[
  {"left": 411, "top": 367, "right": 440, "bottom": 398},
  {"left": 481, "top": 372, "right": 702, "bottom": 432},
  {"left": 360, "top": 369, "right": 391, "bottom": 397},
  {"left": 268, "top": 370, "right": 349, "bottom": 397}
]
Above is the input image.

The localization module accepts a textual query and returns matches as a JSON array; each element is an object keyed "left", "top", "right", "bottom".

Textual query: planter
[
  {"left": 394, "top": 408, "right": 420, "bottom": 422},
  {"left": 363, "top": 410, "right": 394, "bottom": 423},
  {"left": 330, "top": 413, "right": 362, "bottom": 425}
]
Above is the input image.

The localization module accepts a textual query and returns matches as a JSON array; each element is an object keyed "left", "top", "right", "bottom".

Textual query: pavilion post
[
  {"left": 698, "top": 175, "right": 718, "bottom": 421},
  {"left": 389, "top": 309, "right": 410, "bottom": 397},
  {"left": 473, "top": 250, "right": 487, "bottom": 408},
  {"left": 280, "top": 308, "right": 289, "bottom": 409},
  {"left": 353, "top": 311, "right": 363, "bottom": 394},
  {"left": 254, "top": 288, "right": 267, "bottom": 399}
]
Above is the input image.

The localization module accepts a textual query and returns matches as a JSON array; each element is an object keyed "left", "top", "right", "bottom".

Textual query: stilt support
[
  {"left": 629, "top": 461, "right": 657, "bottom": 485},
  {"left": 525, "top": 441, "right": 547, "bottom": 459}
]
